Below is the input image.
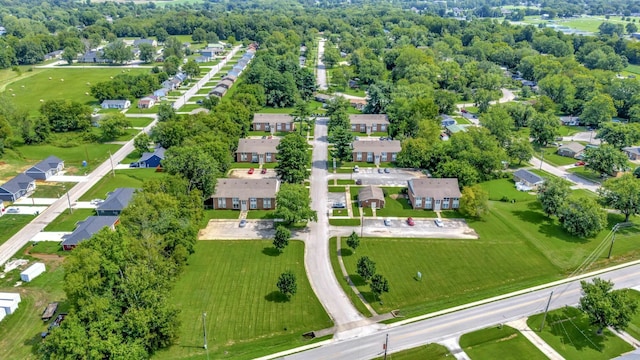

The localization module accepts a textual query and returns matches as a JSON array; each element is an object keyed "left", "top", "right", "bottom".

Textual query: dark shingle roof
[
  {"left": 26, "top": 155, "right": 63, "bottom": 173},
  {"left": 139, "top": 147, "right": 166, "bottom": 163},
  {"left": 61, "top": 216, "right": 119, "bottom": 247},
  {"left": 0, "top": 173, "right": 35, "bottom": 194},
  {"left": 514, "top": 169, "right": 544, "bottom": 184},
  {"left": 97, "top": 188, "right": 136, "bottom": 212}
]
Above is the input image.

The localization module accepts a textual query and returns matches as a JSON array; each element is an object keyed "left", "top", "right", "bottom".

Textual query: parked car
[
  {"left": 355, "top": 179, "right": 362, "bottom": 185},
  {"left": 354, "top": 136, "right": 360, "bottom": 140},
  {"left": 378, "top": 168, "right": 383, "bottom": 174},
  {"left": 196, "top": 100, "right": 203, "bottom": 104},
  {"left": 434, "top": 219, "right": 444, "bottom": 227},
  {"left": 407, "top": 217, "right": 415, "bottom": 226},
  {"left": 575, "top": 161, "right": 585, "bottom": 166},
  {"left": 379, "top": 136, "right": 386, "bottom": 141},
  {"left": 262, "top": 135, "right": 267, "bottom": 139},
  {"left": 261, "top": 168, "right": 267, "bottom": 174},
  {"left": 6, "top": 207, "right": 20, "bottom": 214},
  {"left": 461, "top": 108, "right": 468, "bottom": 113},
  {"left": 248, "top": 168, "right": 255, "bottom": 174},
  {"left": 384, "top": 168, "right": 390, "bottom": 174},
  {"left": 129, "top": 162, "right": 139, "bottom": 168},
  {"left": 353, "top": 165, "right": 359, "bottom": 173},
  {"left": 239, "top": 219, "right": 247, "bottom": 228},
  {"left": 332, "top": 202, "right": 346, "bottom": 209},
  {"left": 384, "top": 219, "right": 391, "bottom": 226},
  {"left": 90, "top": 199, "right": 104, "bottom": 205}
]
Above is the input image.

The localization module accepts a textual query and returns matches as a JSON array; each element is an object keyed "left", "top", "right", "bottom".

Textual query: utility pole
[
  {"left": 66, "top": 191, "right": 73, "bottom": 214},
  {"left": 108, "top": 151, "right": 115, "bottom": 177},
  {"left": 383, "top": 334, "right": 389, "bottom": 360},
  {"left": 203, "top": 312, "right": 208, "bottom": 350},
  {"left": 539, "top": 291, "right": 554, "bottom": 332},
  {"left": 539, "top": 149, "right": 544, "bottom": 170},
  {"left": 608, "top": 222, "right": 634, "bottom": 259}
]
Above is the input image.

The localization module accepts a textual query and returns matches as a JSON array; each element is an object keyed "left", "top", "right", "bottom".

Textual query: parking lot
[
  {"left": 330, "top": 168, "right": 424, "bottom": 187},
  {"left": 228, "top": 169, "right": 277, "bottom": 179},
  {"left": 330, "top": 218, "right": 478, "bottom": 239},
  {"left": 199, "top": 219, "right": 310, "bottom": 240}
]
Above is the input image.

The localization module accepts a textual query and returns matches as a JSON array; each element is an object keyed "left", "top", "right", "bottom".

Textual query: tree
[
  {"left": 580, "top": 278, "right": 638, "bottom": 334},
  {"left": 581, "top": 94, "right": 617, "bottom": 128},
  {"left": 506, "top": 137, "right": 534, "bottom": 165},
  {"left": 558, "top": 197, "right": 607, "bottom": 238},
  {"left": 62, "top": 46, "right": 76, "bottom": 64},
  {"left": 275, "top": 133, "right": 310, "bottom": 184},
  {"left": 182, "top": 59, "right": 200, "bottom": 78},
  {"left": 155, "top": 28, "right": 169, "bottom": 43},
  {"left": 369, "top": 274, "right": 389, "bottom": 301},
  {"left": 322, "top": 44, "right": 341, "bottom": 68},
  {"left": 635, "top": 167, "right": 640, "bottom": 179},
  {"left": 99, "top": 113, "right": 131, "bottom": 141},
  {"left": 356, "top": 256, "right": 376, "bottom": 282},
  {"left": 584, "top": 144, "right": 629, "bottom": 176},
  {"left": 273, "top": 225, "right": 291, "bottom": 253},
  {"left": 346, "top": 232, "right": 359, "bottom": 253},
  {"left": 627, "top": 23, "right": 638, "bottom": 34},
  {"left": 40, "top": 99, "right": 92, "bottom": 132},
  {"left": 597, "top": 123, "right": 640, "bottom": 150},
  {"left": 162, "top": 146, "right": 218, "bottom": 196},
  {"left": 480, "top": 106, "right": 514, "bottom": 145},
  {"left": 329, "top": 126, "right": 354, "bottom": 162},
  {"left": 529, "top": 112, "right": 560, "bottom": 146},
  {"left": 158, "top": 103, "right": 178, "bottom": 122},
  {"left": 291, "top": 99, "right": 312, "bottom": 135},
  {"left": 276, "top": 271, "right": 297, "bottom": 299},
  {"left": 434, "top": 90, "right": 458, "bottom": 114},
  {"left": 459, "top": 185, "right": 489, "bottom": 218},
  {"left": 134, "top": 133, "right": 151, "bottom": 155},
  {"left": 598, "top": 173, "right": 640, "bottom": 222},
  {"left": 138, "top": 43, "right": 155, "bottom": 63},
  {"left": 537, "top": 177, "right": 571, "bottom": 217},
  {"left": 274, "top": 183, "right": 317, "bottom": 225},
  {"left": 163, "top": 55, "right": 181, "bottom": 76},
  {"left": 103, "top": 40, "right": 133, "bottom": 64},
  {"left": 191, "top": 28, "right": 206, "bottom": 43}
]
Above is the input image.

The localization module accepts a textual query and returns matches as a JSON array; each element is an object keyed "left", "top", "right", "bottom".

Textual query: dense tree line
[{"left": 91, "top": 72, "right": 165, "bottom": 103}]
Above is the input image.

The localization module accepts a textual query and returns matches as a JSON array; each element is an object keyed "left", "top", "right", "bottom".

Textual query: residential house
[
  {"left": 348, "top": 79, "right": 359, "bottom": 89},
  {"left": 407, "top": 178, "right": 461, "bottom": 210},
  {"left": 101, "top": 100, "right": 131, "bottom": 109},
  {"left": 446, "top": 124, "right": 468, "bottom": 135},
  {"left": 441, "top": 115, "right": 456, "bottom": 127},
  {"left": 78, "top": 50, "right": 109, "bottom": 63},
  {"left": 209, "top": 86, "right": 228, "bottom": 97},
  {"left": 358, "top": 186, "right": 385, "bottom": 209},
  {"left": 223, "top": 74, "right": 238, "bottom": 83},
  {"left": 137, "top": 96, "right": 157, "bottom": 109},
  {"left": 349, "top": 98, "right": 367, "bottom": 111},
  {"left": 44, "top": 50, "right": 63, "bottom": 61},
  {"left": 136, "top": 147, "right": 165, "bottom": 168},
  {"left": 623, "top": 146, "right": 640, "bottom": 160},
  {"left": 200, "top": 47, "right": 223, "bottom": 60},
  {"left": 175, "top": 72, "right": 188, "bottom": 82},
  {"left": 314, "top": 94, "right": 334, "bottom": 103},
  {"left": 195, "top": 56, "right": 210, "bottom": 63},
  {"left": 133, "top": 38, "right": 157, "bottom": 47},
  {"left": 0, "top": 174, "right": 36, "bottom": 202},
  {"left": 153, "top": 88, "right": 169, "bottom": 97},
  {"left": 61, "top": 216, "right": 119, "bottom": 251},
  {"left": 349, "top": 114, "right": 390, "bottom": 134},
  {"left": 352, "top": 140, "right": 401, "bottom": 164},
  {"left": 252, "top": 114, "right": 295, "bottom": 132},
  {"left": 25, "top": 156, "right": 64, "bottom": 180},
  {"left": 0, "top": 26, "right": 6, "bottom": 36},
  {"left": 236, "top": 138, "right": 280, "bottom": 164},
  {"left": 560, "top": 116, "right": 580, "bottom": 126},
  {"left": 96, "top": 188, "right": 136, "bottom": 216},
  {"left": 226, "top": 69, "right": 240, "bottom": 78},
  {"left": 206, "top": 179, "right": 280, "bottom": 211},
  {"left": 513, "top": 169, "right": 544, "bottom": 189},
  {"left": 217, "top": 79, "right": 234, "bottom": 89},
  {"left": 557, "top": 142, "right": 585, "bottom": 158}
]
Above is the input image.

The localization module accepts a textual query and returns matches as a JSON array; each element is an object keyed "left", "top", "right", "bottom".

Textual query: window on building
[
  {"left": 452, "top": 198, "right": 459, "bottom": 208},
  {"left": 241, "top": 153, "right": 247, "bottom": 161},
  {"left": 415, "top": 197, "right": 422, "bottom": 207},
  {"left": 425, "top": 198, "right": 432, "bottom": 209},
  {"left": 250, "top": 197, "right": 257, "bottom": 209},
  {"left": 232, "top": 197, "right": 239, "bottom": 209},
  {"left": 264, "top": 198, "right": 272, "bottom": 208},
  {"left": 217, "top": 198, "right": 226, "bottom": 209},
  {"left": 367, "top": 152, "right": 373, "bottom": 162},
  {"left": 443, "top": 197, "right": 450, "bottom": 209},
  {"left": 391, "top": 153, "right": 397, "bottom": 161},
  {"left": 356, "top": 152, "right": 362, "bottom": 161}
]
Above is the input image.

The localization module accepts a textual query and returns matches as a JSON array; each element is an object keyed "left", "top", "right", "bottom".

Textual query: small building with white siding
[
  {"left": 20, "top": 262, "right": 46, "bottom": 282},
  {"left": 0, "top": 299, "right": 18, "bottom": 314}
]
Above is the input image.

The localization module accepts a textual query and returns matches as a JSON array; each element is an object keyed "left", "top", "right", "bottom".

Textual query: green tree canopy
[
  {"left": 274, "top": 183, "right": 317, "bottom": 225},
  {"left": 356, "top": 256, "right": 376, "bottom": 282},
  {"left": 275, "top": 133, "right": 310, "bottom": 184},
  {"left": 558, "top": 196, "right": 607, "bottom": 238},
  {"left": 276, "top": 270, "right": 297, "bottom": 298},
  {"left": 537, "top": 176, "right": 570, "bottom": 217},
  {"left": 584, "top": 144, "right": 629, "bottom": 176},
  {"left": 459, "top": 185, "right": 489, "bottom": 218},
  {"left": 598, "top": 173, "right": 640, "bottom": 222},
  {"left": 580, "top": 278, "right": 638, "bottom": 334}
]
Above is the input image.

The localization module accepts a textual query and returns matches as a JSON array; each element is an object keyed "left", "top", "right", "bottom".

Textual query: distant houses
[
  {"left": 137, "top": 96, "right": 157, "bottom": 109},
  {"left": 513, "top": 169, "right": 544, "bottom": 191},
  {"left": 101, "top": 100, "right": 131, "bottom": 110},
  {"left": 252, "top": 114, "right": 295, "bottom": 132},
  {"left": 133, "top": 38, "right": 157, "bottom": 47},
  {"left": 349, "top": 114, "right": 389, "bottom": 134},
  {"left": 623, "top": 146, "right": 640, "bottom": 160},
  {"left": 78, "top": 50, "right": 110, "bottom": 64},
  {"left": 557, "top": 142, "right": 585, "bottom": 159}
]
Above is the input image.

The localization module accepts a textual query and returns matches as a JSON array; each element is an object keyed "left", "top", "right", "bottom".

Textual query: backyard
[{"left": 153, "top": 240, "right": 332, "bottom": 360}]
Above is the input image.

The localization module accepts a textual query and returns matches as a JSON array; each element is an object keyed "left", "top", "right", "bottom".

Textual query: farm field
[
  {"left": 78, "top": 169, "right": 165, "bottom": 201},
  {"left": 460, "top": 326, "right": 547, "bottom": 360},
  {"left": 154, "top": 240, "right": 332, "bottom": 360},
  {"left": 527, "top": 307, "right": 633, "bottom": 360},
  {"left": 2, "top": 68, "right": 148, "bottom": 116}
]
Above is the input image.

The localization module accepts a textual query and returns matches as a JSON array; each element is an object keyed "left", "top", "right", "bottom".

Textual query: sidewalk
[{"left": 506, "top": 318, "right": 565, "bottom": 360}]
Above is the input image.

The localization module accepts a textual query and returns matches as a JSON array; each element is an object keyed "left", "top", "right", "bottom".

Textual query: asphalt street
[
  {"left": 281, "top": 263, "right": 640, "bottom": 360},
  {"left": 316, "top": 39, "right": 328, "bottom": 90}
]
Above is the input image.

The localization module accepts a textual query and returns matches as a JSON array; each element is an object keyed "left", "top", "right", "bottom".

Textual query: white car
[
  {"left": 434, "top": 219, "right": 444, "bottom": 227},
  {"left": 6, "top": 207, "right": 20, "bottom": 214},
  {"left": 90, "top": 199, "right": 104, "bottom": 205}
]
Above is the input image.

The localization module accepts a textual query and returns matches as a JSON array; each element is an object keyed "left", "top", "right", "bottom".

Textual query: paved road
[
  {"left": 0, "top": 119, "right": 157, "bottom": 267},
  {"left": 455, "top": 88, "right": 516, "bottom": 125},
  {"left": 306, "top": 116, "right": 369, "bottom": 331},
  {"left": 280, "top": 263, "right": 640, "bottom": 359},
  {"left": 562, "top": 131, "right": 601, "bottom": 145},
  {"left": 528, "top": 156, "right": 600, "bottom": 192},
  {"left": 316, "top": 39, "right": 328, "bottom": 90}
]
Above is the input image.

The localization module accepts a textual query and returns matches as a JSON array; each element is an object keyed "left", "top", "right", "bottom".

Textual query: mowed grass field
[
  {"left": 338, "top": 178, "right": 639, "bottom": 316},
  {"left": 0, "top": 215, "right": 36, "bottom": 246},
  {"left": 153, "top": 240, "right": 332, "bottom": 360},
  {"left": 528, "top": 307, "right": 633, "bottom": 359},
  {"left": 3, "top": 68, "right": 148, "bottom": 116},
  {"left": 459, "top": 326, "right": 547, "bottom": 360},
  {"left": 622, "top": 290, "right": 640, "bottom": 341}
]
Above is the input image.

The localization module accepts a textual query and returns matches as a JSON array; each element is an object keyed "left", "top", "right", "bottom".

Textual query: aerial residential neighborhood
[{"left": 1, "top": 0, "right": 640, "bottom": 359}]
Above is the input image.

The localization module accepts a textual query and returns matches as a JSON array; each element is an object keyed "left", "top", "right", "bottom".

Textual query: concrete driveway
[
  {"left": 198, "top": 220, "right": 310, "bottom": 240},
  {"left": 562, "top": 131, "right": 600, "bottom": 145},
  {"left": 330, "top": 168, "right": 424, "bottom": 186},
  {"left": 3, "top": 206, "right": 49, "bottom": 215},
  {"left": 331, "top": 218, "right": 478, "bottom": 239}
]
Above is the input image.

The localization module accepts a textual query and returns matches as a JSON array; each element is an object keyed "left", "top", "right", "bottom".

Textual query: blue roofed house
[
  {"left": 61, "top": 216, "right": 119, "bottom": 251},
  {"left": 136, "top": 147, "right": 166, "bottom": 168},
  {"left": 101, "top": 100, "right": 131, "bottom": 109},
  {"left": 96, "top": 188, "right": 136, "bottom": 216},
  {"left": 0, "top": 174, "right": 36, "bottom": 202},
  {"left": 25, "top": 156, "right": 64, "bottom": 180},
  {"left": 513, "top": 169, "right": 544, "bottom": 191},
  {"left": 175, "top": 72, "right": 188, "bottom": 82},
  {"left": 153, "top": 88, "right": 169, "bottom": 97}
]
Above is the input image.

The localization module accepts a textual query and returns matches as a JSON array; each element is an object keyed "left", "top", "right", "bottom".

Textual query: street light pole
[{"left": 202, "top": 312, "right": 208, "bottom": 350}]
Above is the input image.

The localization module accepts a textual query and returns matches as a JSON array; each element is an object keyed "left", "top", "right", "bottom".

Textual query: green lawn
[
  {"left": 0, "top": 215, "right": 35, "bottom": 246},
  {"left": 460, "top": 326, "right": 547, "bottom": 360},
  {"left": 373, "top": 343, "right": 451, "bottom": 360},
  {"left": 0, "top": 256, "right": 67, "bottom": 359},
  {"left": 329, "top": 218, "right": 361, "bottom": 226},
  {"left": 127, "top": 117, "right": 154, "bottom": 128},
  {"left": 30, "top": 183, "right": 67, "bottom": 198},
  {"left": 623, "top": 290, "right": 640, "bottom": 342},
  {"left": 329, "top": 238, "right": 372, "bottom": 317},
  {"left": 536, "top": 146, "right": 576, "bottom": 167},
  {"left": 4, "top": 68, "right": 148, "bottom": 116},
  {"left": 153, "top": 241, "right": 332, "bottom": 360},
  {"left": 333, "top": 209, "right": 349, "bottom": 216},
  {"left": 246, "top": 210, "right": 277, "bottom": 219},
  {"left": 558, "top": 126, "right": 587, "bottom": 137},
  {"left": 44, "top": 208, "right": 95, "bottom": 232},
  {"left": 29, "top": 241, "right": 66, "bottom": 255},
  {"left": 79, "top": 169, "right": 165, "bottom": 201},
  {"left": 479, "top": 178, "right": 537, "bottom": 202},
  {"left": 527, "top": 307, "right": 633, "bottom": 360},
  {"left": 568, "top": 167, "right": 603, "bottom": 183}
]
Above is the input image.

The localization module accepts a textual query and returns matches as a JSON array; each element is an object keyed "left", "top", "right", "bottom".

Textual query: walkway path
[
  {"left": 335, "top": 236, "right": 378, "bottom": 317},
  {"left": 506, "top": 319, "right": 565, "bottom": 360}
]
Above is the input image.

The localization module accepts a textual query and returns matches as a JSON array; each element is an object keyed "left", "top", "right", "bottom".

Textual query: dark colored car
[
  {"left": 261, "top": 168, "right": 267, "bottom": 174},
  {"left": 407, "top": 217, "right": 415, "bottom": 226}
]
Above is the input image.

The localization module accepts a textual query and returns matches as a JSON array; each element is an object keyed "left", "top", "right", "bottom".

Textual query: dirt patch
[
  {"left": 496, "top": 333, "right": 518, "bottom": 342},
  {"left": 389, "top": 194, "right": 400, "bottom": 200}
]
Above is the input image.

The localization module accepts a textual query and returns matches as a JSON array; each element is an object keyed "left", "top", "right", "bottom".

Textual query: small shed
[
  {"left": 358, "top": 186, "right": 385, "bottom": 209},
  {"left": 20, "top": 262, "right": 46, "bottom": 282},
  {"left": 0, "top": 292, "right": 21, "bottom": 303},
  {"left": 0, "top": 299, "right": 18, "bottom": 314},
  {"left": 0, "top": 307, "right": 5, "bottom": 322}
]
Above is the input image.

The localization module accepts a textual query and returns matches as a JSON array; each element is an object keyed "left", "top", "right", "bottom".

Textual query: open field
[
  {"left": 373, "top": 343, "right": 451, "bottom": 360},
  {"left": 2, "top": 68, "right": 148, "bottom": 116},
  {"left": 30, "top": 183, "right": 67, "bottom": 198},
  {"left": 527, "top": 307, "right": 633, "bottom": 359},
  {"left": 329, "top": 237, "right": 372, "bottom": 317},
  {"left": 517, "top": 15, "right": 640, "bottom": 33},
  {"left": 13, "top": 142, "right": 123, "bottom": 176},
  {"left": 0, "top": 253, "right": 67, "bottom": 360},
  {"left": 78, "top": 169, "right": 165, "bottom": 201},
  {"left": 460, "top": 326, "right": 547, "bottom": 360},
  {"left": 153, "top": 240, "right": 332, "bottom": 360},
  {"left": 44, "top": 208, "right": 95, "bottom": 232},
  {"left": 0, "top": 215, "right": 36, "bottom": 246}
]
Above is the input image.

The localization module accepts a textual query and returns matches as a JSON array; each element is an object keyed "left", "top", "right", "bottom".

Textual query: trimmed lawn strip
[
  {"left": 29, "top": 241, "right": 66, "bottom": 255},
  {"left": 0, "top": 215, "right": 36, "bottom": 246},
  {"left": 329, "top": 237, "right": 372, "bottom": 317},
  {"left": 330, "top": 218, "right": 360, "bottom": 226},
  {"left": 460, "top": 326, "right": 547, "bottom": 360},
  {"left": 373, "top": 343, "right": 451, "bottom": 360},
  {"left": 246, "top": 210, "right": 277, "bottom": 219},
  {"left": 155, "top": 240, "right": 332, "bottom": 360},
  {"left": 535, "top": 147, "right": 576, "bottom": 167},
  {"left": 333, "top": 209, "right": 349, "bottom": 216},
  {"left": 230, "top": 162, "right": 277, "bottom": 169},
  {"left": 78, "top": 169, "right": 166, "bottom": 201},
  {"left": 201, "top": 209, "right": 240, "bottom": 225},
  {"left": 44, "top": 208, "right": 96, "bottom": 232},
  {"left": 328, "top": 186, "right": 346, "bottom": 193},
  {"left": 527, "top": 307, "right": 633, "bottom": 360},
  {"left": 568, "top": 167, "right": 603, "bottom": 184},
  {"left": 623, "top": 290, "right": 640, "bottom": 341}
]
